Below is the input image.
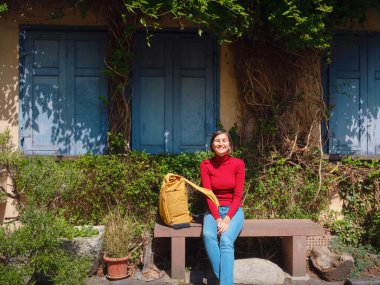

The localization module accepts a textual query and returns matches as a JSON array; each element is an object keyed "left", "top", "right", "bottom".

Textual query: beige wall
[
  {"left": 0, "top": 20, "right": 20, "bottom": 144},
  {"left": 219, "top": 44, "right": 239, "bottom": 131}
]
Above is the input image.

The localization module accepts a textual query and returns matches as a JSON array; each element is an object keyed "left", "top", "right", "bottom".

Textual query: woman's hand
[{"left": 217, "top": 216, "right": 231, "bottom": 234}]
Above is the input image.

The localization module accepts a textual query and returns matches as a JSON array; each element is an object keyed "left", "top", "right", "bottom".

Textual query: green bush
[
  {"left": 337, "top": 158, "right": 380, "bottom": 248},
  {"left": 330, "top": 237, "right": 380, "bottom": 279},
  {"left": 0, "top": 208, "right": 90, "bottom": 285},
  {"left": 242, "top": 157, "right": 330, "bottom": 220},
  {"left": 56, "top": 151, "right": 211, "bottom": 225}
]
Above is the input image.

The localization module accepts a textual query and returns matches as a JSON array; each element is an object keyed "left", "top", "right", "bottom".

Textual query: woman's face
[{"left": 212, "top": 133, "right": 230, "bottom": 156}]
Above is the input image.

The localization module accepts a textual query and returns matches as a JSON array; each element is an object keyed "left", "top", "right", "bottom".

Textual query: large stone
[
  {"left": 61, "top": 225, "right": 105, "bottom": 275},
  {"left": 234, "top": 258, "right": 285, "bottom": 285}
]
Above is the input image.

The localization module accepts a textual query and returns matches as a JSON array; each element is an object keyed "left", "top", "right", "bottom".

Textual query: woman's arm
[
  {"left": 226, "top": 159, "right": 245, "bottom": 219},
  {"left": 200, "top": 162, "right": 220, "bottom": 219}
]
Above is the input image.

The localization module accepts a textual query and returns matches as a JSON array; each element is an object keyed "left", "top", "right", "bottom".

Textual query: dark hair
[{"left": 209, "top": 130, "right": 233, "bottom": 153}]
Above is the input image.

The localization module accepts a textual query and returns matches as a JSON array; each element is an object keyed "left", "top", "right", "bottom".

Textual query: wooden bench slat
[{"left": 154, "top": 219, "right": 324, "bottom": 237}]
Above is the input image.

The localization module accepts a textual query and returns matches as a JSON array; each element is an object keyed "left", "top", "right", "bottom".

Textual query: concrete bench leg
[
  {"left": 171, "top": 237, "right": 186, "bottom": 279},
  {"left": 281, "top": 236, "right": 306, "bottom": 277}
]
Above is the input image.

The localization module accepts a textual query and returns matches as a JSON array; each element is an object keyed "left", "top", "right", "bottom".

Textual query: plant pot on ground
[{"left": 103, "top": 209, "right": 142, "bottom": 280}]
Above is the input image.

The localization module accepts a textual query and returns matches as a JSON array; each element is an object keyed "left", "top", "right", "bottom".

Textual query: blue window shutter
[
  {"left": 22, "top": 32, "right": 66, "bottom": 155},
  {"left": 172, "top": 35, "right": 215, "bottom": 153},
  {"left": 132, "top": 34, "right": 168, "bottom": 153},
  {"left": 21, "top": 30, "right": 108, "bottom": 155},
  {"left": 68, "top": 32, "right": 108, "bottom": 155},
  {"left": 329, "top": 35, "right": 367, "bottom": 154},
  {"left": 132, "top": 33, "right": 216, "bottom": 154},
  {"left": 367, "top": 37, "right": 380, "bottom": 154}
]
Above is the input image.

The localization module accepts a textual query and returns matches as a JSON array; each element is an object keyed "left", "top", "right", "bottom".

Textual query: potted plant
[{"left": 103, "top": 209, "right": 142, "bottom": 280}]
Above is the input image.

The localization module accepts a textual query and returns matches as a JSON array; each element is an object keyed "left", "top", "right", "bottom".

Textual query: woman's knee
[
  {"left": 203, "top": 229, "right": 217, "bottom": 241},
  {"left": 220, "top": 234, "right": 233, "bottom": 248}
]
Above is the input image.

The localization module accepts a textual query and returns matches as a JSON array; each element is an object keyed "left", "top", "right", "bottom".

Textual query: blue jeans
[{"left": 203, "top": 206, "right": 244, "bottom": 285}]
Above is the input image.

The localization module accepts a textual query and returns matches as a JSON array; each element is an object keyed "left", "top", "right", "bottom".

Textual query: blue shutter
[
  {"left": 68, "top": 32, "right": 108, "bottom": 155},
  {"left": 132, "top": 34, "right": 170, "bottom": 153},
  {"left": 329, "top": 35, "right": 367, "bottom": 154},
  {"left": 132, "top": 33, "right": 216, "bottom": 153},
  {"left": 172, "top": 36, "right": 215, "bottom": 153},
  {"left": 22, "top": 32, "right": 66, "bottom": 155},
  {"left": 367, "top": 37, "right": 380, "bottom": 154},
  {"left": 21, "top": 30, "right": 108, "bottom": 155}
]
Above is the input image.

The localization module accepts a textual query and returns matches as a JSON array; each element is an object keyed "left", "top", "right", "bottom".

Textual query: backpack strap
[{"left": 181, "top": 176, "right": 220, "bottom": 208}]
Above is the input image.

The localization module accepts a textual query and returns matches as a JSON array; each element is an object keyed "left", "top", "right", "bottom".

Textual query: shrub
[
  {"left": 330, "top": 237, "right": 380, "bottom": 279},
  {"left": 242, "top": 157, "right": 330, "bottom": 220},
  {"left": 0, "top": 208, "right": 90, "bottom": 285},
  {"left": 58, "top": 151, "right": 211, "bottom": 225}
]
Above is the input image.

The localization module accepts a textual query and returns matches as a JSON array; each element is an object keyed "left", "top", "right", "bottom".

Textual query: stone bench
[{"left": 154, "top": 219, "right": 325, "bottom": 279}]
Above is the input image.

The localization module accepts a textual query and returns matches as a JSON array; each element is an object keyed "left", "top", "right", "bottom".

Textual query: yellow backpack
[{"left": 159, "top": 173, "right": 220, "bottom": 229}]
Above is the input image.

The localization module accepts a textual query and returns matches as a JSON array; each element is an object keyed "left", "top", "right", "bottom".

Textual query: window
[
  {"left": 20, "top": 29, "right": 108, "bottom": 155},
  {"left": 328, "top": 33, "right": 380, "bottom": 155}
]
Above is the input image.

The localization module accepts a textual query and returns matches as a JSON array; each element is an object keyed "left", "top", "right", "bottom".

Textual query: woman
[{"left": 200, "top": 130, "right": 245, "bottom": 285}]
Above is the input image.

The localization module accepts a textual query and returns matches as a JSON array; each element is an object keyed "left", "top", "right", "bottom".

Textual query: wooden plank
[{"left": 154, "top": 219, "right": 324, "bottom": 238}]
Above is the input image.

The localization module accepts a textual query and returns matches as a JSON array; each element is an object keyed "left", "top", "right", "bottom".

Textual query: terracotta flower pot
[{"left": 103, "top": 255, "right": 130, "bottom": 280}]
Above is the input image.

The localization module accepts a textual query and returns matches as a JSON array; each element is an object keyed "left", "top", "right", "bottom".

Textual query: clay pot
[{"left": 103, "top": 255, "right": 129, "bottom": 280}]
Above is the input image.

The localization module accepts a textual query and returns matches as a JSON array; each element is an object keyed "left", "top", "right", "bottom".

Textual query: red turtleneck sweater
[{"left": 200, "top": 154, "right": 245, "bottom": 220}]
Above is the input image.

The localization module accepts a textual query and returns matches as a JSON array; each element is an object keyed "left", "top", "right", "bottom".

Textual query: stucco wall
[
  {"left": 0, "top": 20, "right": 19, "bottom": 144},
  {"left": 219, "top": 44, "right": 240, "bottom": 131}
]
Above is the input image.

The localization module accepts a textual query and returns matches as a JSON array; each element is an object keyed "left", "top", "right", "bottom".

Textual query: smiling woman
[{"left": 199, "top": 130, "right": 245, "bottom": 285}]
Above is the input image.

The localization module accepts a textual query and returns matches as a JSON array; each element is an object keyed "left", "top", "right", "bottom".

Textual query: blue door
[
  {"left": 132, "top": 33, "right": 216, "bottom": 154},
  {"left": 328, "top": 34, "right": 380, "bottom": 155},
  {"left": 20, "top": 30, "right": 108, "bottom": 155}
]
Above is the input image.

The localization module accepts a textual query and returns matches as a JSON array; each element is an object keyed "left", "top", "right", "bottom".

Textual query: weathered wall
[
  {"left": 0, "top": 20, "right": 20, "bottom": 145},
  {"left": 219, "top": 44, "right": 239, "bottom": 131}
]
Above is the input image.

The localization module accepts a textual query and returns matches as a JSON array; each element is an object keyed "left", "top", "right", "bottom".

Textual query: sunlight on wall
[{"left": 219, "top": 44, "right": 239, "bottom": 131}]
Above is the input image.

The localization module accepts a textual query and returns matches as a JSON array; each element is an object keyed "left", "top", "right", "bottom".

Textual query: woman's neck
[{"left": 212, "top": 153, "right": 230, "bottom": 163}]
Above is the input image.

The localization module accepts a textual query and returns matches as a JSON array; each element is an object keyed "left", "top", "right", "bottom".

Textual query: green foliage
[
  {"left": 64, "top": 225, "right": 99, "bottom": 239},
  {"left": 0, "top": 208, "right": 90, "bottom": 285},
  {"left": 119, "top": 0, "right": 380, "bottom": 51},
  {"left": 330, "top": 218, "right": 366, "bottom": 246},
  {"left": 0, "top": 128, "right": 23, "bottom": 173},
  {"left": 16, "top": 156, "right": 78, "bottom": 210},
  {"left": 256, "top": 0, "right": 333, "bottom": 50},
  {"left": 330, "top": 237, "right": 380, "bottom": 279},
  {"left": 0, "top": 3, "right": 7, "bottom": 14},
  {"left": 107, "top": 132, "right": 128, "bottom": 154},
  {"left": 60, "top": 153, "right": 159, "bottom": 224},
  {"left": 57, "top": 151, "right": 212, "bottom": 224},
  {"left": 123, "top": 0, "right": 250, "bottom": 43},
  {"left": 50, "top": 254, "right": 90, "bottom": 285},
  {"left": 336, "top": 158, "right": 380, "bottom": 247},
  {"left": 242, "top": 156, "right": 330, "bottom": 220},
  {"left": 0, "top": 264, "right": 28, "bottom": 285}
]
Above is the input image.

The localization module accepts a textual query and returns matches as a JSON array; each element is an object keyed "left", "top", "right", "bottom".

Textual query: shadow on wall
[
  {"left": 0, "top": 60, "right": 19, "bottom": 126},
  {"left": 330, "top": 79, "right": 380, "bottom": 155},
  {"left": 18, "top": 30, "right": 108, "bottom": 156}
]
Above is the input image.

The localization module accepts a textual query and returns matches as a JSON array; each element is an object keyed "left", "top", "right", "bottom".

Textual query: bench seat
[{"left": 154, "top": 219, "right": 324, "bottom": 279}]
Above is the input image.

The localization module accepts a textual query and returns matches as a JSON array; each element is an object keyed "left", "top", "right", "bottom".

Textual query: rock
[
  {"left": 234, "top": 258, "right": 285, "bottom": 285},
  {"left": 61, "top": 225, "right": 105, "bottom": 275}
]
